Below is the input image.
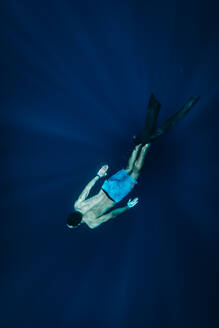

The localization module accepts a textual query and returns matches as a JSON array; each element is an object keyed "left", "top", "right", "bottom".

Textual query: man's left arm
[{"left": 88, "top": 206, "right": 129, "bottom": 229}]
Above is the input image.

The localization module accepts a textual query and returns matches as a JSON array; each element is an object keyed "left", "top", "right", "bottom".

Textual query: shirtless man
[
  {"left": 66, "top": 143, "right": 150, "bottom": 229},
  {"left": 66, "top": 93, "right": 200, "bottom": 230}
]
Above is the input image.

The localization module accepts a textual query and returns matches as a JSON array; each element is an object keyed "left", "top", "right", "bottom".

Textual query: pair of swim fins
[{"left": 133, "top": 93, "right": 200, "bottom": 146}]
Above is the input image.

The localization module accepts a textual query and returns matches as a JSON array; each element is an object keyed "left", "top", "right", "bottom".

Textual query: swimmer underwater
[{"left": 66, "top": 93, "right": 200, "bottom": 230}]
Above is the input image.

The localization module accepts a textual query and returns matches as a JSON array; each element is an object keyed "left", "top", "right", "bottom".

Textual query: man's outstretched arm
[
  {"left": 107, "top": 206, "right": 130, "bottom": 219},
  {"left": 75, "top": 176, "right": 100, "bottom": 206},
  {"left": 75, "top": 165, "right": 109, "bottom": 207},
  {"left": 89, "top": 206, "right": 129, "bottom": 229},
  {"left": 90, "top": 197, "right": 139, "bottom": 229}
]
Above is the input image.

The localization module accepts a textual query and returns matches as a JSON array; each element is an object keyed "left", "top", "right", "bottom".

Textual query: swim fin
[
  {"left": 133, "top": 93, "right": 161, "bottom": 146},
  {"left": 133, "top": 94, "right": 200, "bottom": 146},
  {"left": 148, "top": 96, "right": 200, "bottom": 143}
]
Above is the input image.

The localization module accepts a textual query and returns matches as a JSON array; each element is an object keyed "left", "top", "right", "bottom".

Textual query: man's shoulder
[
  {"left": 74, "top": 200, "right": 83, "bottom": 211},
  {"left": 83, "top": 213, "right": 100, "bottom": 229}
]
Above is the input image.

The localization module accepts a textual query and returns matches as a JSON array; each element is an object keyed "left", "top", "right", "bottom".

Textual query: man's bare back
[{"left": 74, "top": 189, "right": 116, "bottom": 228}]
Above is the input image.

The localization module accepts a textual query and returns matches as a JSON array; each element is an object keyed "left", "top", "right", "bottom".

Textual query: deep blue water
[{"left": 1, "top": 0, "right": 219, "bottom": 327}]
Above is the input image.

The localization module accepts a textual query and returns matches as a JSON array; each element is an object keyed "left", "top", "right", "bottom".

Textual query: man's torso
[{"left": 74, "top": 189, "right": 116, "bottom": 227}]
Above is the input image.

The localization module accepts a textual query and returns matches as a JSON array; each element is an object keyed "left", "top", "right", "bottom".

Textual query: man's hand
[
  {"left": 97, "top": 165, "right": 109, "bottom": 178},
  {"left": 127, "top": 197, "right": 139, "bottom": 208}
]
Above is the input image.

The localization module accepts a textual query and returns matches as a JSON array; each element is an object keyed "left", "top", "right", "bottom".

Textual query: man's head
[{"left": 66, "top": 211, "right": 83, "bottom": 229}]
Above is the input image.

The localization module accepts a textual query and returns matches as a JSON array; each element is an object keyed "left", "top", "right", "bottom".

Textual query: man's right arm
[{"left": 74, "top": 175, "right": 100, "bottom": 207}]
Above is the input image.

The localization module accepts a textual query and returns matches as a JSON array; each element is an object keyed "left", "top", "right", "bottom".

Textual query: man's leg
[
  {"left": 129, "top": 143, "right": 151, "bottom": 180},
  {"left": 125, "top": 144, "right": 142, "bottom": 174}
]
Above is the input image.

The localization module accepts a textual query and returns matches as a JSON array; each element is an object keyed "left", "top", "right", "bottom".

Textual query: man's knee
[
  {"left": 131, "top": 166, "right": 140, "bottom": 177},
  {"left": 133, "top": 162, "right": 141, "bottom": 171}
]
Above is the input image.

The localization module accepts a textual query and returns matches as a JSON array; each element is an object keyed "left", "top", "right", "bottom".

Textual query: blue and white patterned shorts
[{"left": 101, "top": 169, "right": 138, "bottom": 203}]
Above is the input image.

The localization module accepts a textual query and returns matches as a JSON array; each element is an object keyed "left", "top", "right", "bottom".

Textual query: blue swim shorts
[{"left": 101, "top": 169, "right": 138, "bottom": 203}]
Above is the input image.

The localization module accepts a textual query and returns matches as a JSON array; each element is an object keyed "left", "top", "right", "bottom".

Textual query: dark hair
[{"left": 66, "top": 211, "right": 83, "bottom": 228}]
